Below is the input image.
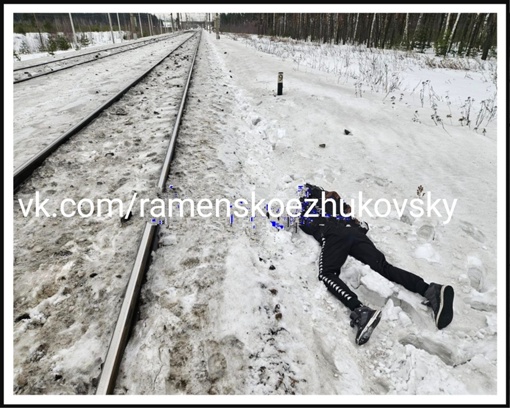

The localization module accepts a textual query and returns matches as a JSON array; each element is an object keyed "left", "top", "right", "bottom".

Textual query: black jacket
[{"left": 299, "top": 183, "right": 369, "bottom": 240}]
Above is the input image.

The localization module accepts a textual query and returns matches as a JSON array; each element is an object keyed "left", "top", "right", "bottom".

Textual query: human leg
[
  {"left": 349, "top": 234, "right": 454, "bottom": 329},
  {"left": 317, "top": 226, "right": 383, "bottom": 343},
  {"left": 349, "top": 234, "right": 429, "bottom": 296},
  {"left": 318, "top": 228, "right": 363, "bottom": 311}
]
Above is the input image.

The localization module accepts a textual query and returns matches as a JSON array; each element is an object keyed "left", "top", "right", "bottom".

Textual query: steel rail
[
  {"left": 95, "top": 30, "right": 202, "bottom": 395},
  {"left": 95, "top": 222, "right": 159, "bottom": 395},
  {"left": 157, "top": 30, "right": 202, "bottom": 190}
]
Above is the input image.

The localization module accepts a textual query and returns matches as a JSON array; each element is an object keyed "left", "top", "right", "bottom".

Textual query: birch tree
[
  {"left": 447, "top": 13, "right": 460, "bottom": 53},
  {"left": 402, "top": 13, "right": 409, "bottom": 47},
  {"left": 352, "top": 13, "right": 360, "bottom": 44},
  {"left": 367, "top": 13, "right": 376, "bottom": 47}
]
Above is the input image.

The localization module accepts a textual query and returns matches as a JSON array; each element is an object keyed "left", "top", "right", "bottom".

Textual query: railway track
[
  {"left": 96, "top": 31, "right": 201, "bottom": 395},
  {"left": 14, "top": 32, "right": 196, "bottom": 191},
  {"left": 13, "top": 30, "right": 202, "bottom": 395},
  {"left": 13, "top": 32, "right": 186, "bottom": 84},
  {"left": 13, "top": 32, "right": 197, "bottom": 172}
]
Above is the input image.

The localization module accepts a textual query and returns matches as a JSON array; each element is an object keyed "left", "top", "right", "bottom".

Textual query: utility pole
[
  {"left": 129, "top": 13, "right": 136, "bottom": 40},
  {"left": 108, "top": 13, "right": 115, "bottom": 44},
  {"left": 215, "top": 13, "right": 220, "bottom": 39},
  {"left": 137, "top": 13, "right": 142, "bottom": 38},
  {"left": 147, "top": 14, "right": 152, "bottom": 36},
  {"left": 68, "top": 13, "right": 78, "bottom": 49},
  {"left": 116, "top": 13, "right": 122, "bottom": 42}
]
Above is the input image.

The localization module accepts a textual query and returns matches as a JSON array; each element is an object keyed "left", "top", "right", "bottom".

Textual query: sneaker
[
  {"left": 424, "top": 283, "right": 454, "bottom": 329},
  {"left": 349, "top": 306, "right": 381, "bottom": 345}
]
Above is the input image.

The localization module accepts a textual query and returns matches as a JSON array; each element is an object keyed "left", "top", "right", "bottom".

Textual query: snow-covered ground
[
  {"left": 113, "top": 31, "right": 500, "bottom": 397},
  {"left": 14, "top": 31, "right": 145, "bottom": 62},
  {"left": 8, "top": 28, "right": 505, "bottom": 404}
]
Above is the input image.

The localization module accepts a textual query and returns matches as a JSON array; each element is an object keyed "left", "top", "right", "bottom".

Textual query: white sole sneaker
[
  {"left": 356, "top": 310, "right": 381, "bottom": 345},
  {"left": 436, "top": 285, "right": 454, "bottom": 329}
]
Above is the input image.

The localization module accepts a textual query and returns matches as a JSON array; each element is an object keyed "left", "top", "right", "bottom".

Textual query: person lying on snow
[{"left": 299, "top": 183, "right": 454, "bottom": 346}]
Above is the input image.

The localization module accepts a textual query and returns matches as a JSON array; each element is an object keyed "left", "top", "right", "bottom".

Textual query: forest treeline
[
  {"left": 13, "top": 12, "right": 498, "bottom": 60},
  {"left": 13, "top": 13, "right": 184, "bottom": 39},
  {"left": 220, "top": 13, "right": 497, "bottom": 60}
]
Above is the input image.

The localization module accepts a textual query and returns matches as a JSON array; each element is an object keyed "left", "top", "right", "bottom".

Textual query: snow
[
  {"left": 413, "top": 243, "right": 441, "bottom": 264},
  {"left": 14, "top": 31, "right": 133, "bottom": 61},
  {"left": 7, "top": 24, "right": 506, "bottom": 406}
]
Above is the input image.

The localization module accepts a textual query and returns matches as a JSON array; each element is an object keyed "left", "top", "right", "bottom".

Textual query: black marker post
[{"left": 277, "top": 72, "right": 283, "bottom": 95}]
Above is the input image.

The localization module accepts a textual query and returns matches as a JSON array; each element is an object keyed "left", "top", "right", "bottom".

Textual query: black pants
[{"left": 316, "top": 223, "right": 429, "bottom": 310}]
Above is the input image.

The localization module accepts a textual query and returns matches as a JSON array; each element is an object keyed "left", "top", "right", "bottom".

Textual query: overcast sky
[{"left": 156, "top": 13, "right": 207, "bottom": 21}]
